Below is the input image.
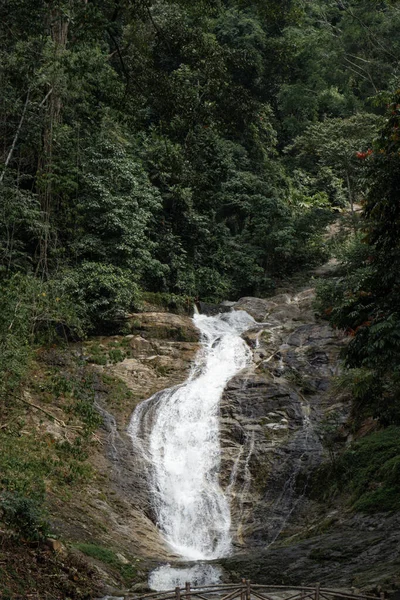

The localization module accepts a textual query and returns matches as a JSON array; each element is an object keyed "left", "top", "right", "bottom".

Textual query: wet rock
[
  {"left": 197, "top": 301, "right": 231, "bottom": 316},
  {"left": 87, "top": 331, "right": 200, "bottom": 560},
  {"left": 287, "top": 324, "right": 335, "bottom": 347},
  {"left": 75, "top": 287, "right": 368, "bottom": 586},
  {"left": 221, "top": 512, "right": 400, "bottom": 589},
  {"left": 233, "top": 297, "right": 272, "bottom": 322},
  {"left": 128, "top": 313, "right": 199, "bottom": 342},
  {"left": 220, "top": 289, "right": 349, "bottom": 548},
  {"left": 49, "top": 316, "right": 200, "bottom": 564}
]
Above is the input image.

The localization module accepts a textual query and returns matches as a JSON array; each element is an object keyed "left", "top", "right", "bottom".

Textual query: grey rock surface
[
  {"left": 220, "top": 290, "right": 349, "bottom": 547},
  {"left": 221, "top": 511, "right": 400, "bottom": 590}
]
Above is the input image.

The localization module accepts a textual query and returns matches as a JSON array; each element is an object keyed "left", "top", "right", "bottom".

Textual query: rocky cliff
[
  {"left": 68, "top": 289, "right": 400, "bottom": 594},
  {"left": 4, "top": 289, "right": 400, "bottom": 598},
  {"left": 76, "top": 311, "right": 201, "bottom": 563},
  {"left": 218, "top": 291, "right": 400, "bottom": 593},
  {"left": 221, "top": 289, "right": 349, "bottom": 548}
]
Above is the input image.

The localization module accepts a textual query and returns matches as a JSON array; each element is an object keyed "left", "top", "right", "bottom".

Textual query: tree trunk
[
  {"left": 37, "top": 6, "right": 70, "bottom": 274},
  {"left": 0, "top": 91, "right": 30, "bottom": 184},
  {"left": 346, "top": 170, "right": 357, "bottom": 231}
]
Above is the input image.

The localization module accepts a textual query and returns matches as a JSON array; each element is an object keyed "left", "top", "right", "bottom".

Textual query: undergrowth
[
  {"left": 312, "top": 426, "right": 400, "bottom": 513},
  {"left": 75, "top": 543, "right": 140, "bottom": 585},
  {"left": 141, "top": 291, "right": 193, "bottom": 314},
  {"left": 0, "top": 355, "right": 103, "bottom": 541},
  {"left": 84, "top": 337, "right": 133, "bottom": 366}
]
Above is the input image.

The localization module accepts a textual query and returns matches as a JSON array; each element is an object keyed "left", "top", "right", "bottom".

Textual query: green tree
[
  {"left": 288, "top": 113, "right": 382, "bottom": 217},
  {"left": 316, "top": 89, "right": 400, "bottom": 425}
]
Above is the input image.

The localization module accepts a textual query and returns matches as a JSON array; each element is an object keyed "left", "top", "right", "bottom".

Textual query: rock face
[
  {"left": 54, "top": 313, "right": 201, "bottom": 563},
  {"left": 61, "top": 293, "right": 398, "bottom": 592},
  {"left": 218, "top": 291, "right": 400, "bottom": 590},
  {"left": 220, "top": 290, "right": 349, "bottom": 548},
  {"left": 221, "top": 511, "right": 400, "bottom": 590},
  {"left": 100, "top": 314, "right": 200, "bottom": 559},
  {"left": 84, "top": 293, "right": 353, "bottom": 571},
  {"left": 128, "top": 312, "right": 199, "bottom": 342},
  {"left": 41, "top": 288, "right": 400, "bottom": 595}
]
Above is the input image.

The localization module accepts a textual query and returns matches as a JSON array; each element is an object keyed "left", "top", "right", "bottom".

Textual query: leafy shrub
[
  {"left": 0, "top": 181, "right": 44, "bottom": 272},
  {"left": 72, "top": 136, "right": 164, "bottom": 282},
  {"left": 314, "top": 427, "right": 400, "bottom": 513},
  {"left": 108, "top": 348, "right": 126, "bottom": 363},
  {"left": 141, "top": 291, "right": 193, "bottom": 314},
  {"left": 0, "top": 273, "right": 82, "bottom": 399},
  {"left": 75, "top": 543, "right": 138, "bottom": 584},
  {"left": 314, "top": 94, "right": 400, "bottom": 430},
  {"left": 0, "top": 491, "right": 49, "bottom": 541},
  {"left": 63, "top": 262, "right": 142, "bottom": 334}
]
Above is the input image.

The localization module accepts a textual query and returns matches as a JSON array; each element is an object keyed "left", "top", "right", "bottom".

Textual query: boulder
[{"left": 128, "top": 312, "right": 199, "bottom": 342}]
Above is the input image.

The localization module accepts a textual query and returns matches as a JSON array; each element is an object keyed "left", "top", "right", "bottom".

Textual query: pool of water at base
[{"left": 149, "top": 561, "right": 224, "bottom": 591}]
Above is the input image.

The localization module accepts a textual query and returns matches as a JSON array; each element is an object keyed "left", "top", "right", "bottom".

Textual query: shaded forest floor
[{"left": 0, "top": 535, "right": 101, "bottom": 599}]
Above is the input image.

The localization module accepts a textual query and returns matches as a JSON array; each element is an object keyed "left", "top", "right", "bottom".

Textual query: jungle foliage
[
  {"left": 1, "top": 2, "right": 400, "bottom": 450},
  {"left": 2, "top": 1, "right": 396, "bottom": 317},
  {"left": 312, "top": 426, "right": 400, "bottom": 513},
  {"left": 313, "top": 87, "right": 400, "bottom": 514},
  {"left": 316, "top": 90, "right": 400, "bottom": 427}
]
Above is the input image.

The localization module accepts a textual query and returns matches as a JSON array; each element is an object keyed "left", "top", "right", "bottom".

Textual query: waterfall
[{"left": 128, "top": 309, "right": 254, "bottom": 562}]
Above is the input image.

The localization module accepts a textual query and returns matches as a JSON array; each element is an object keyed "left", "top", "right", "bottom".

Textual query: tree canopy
[{"left": 1, "top": 0, "right": 400, "bottom": 389}]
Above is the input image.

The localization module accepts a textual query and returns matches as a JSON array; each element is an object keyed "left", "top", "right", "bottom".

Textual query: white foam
[
  {"left": 128, "top": 310, "right": 253, "bottom": 561},
  {"left": 149, "top": 563, "right": 223, "bottom": 591}
]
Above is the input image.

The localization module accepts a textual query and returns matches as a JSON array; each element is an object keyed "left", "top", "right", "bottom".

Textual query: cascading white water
[{"left": 128, "top": 309, "right": 254, "bottom": 562}]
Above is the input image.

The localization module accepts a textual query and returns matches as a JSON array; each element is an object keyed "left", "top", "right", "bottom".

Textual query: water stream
[{"left": 128, "top": 309, "right": 254, "bottom": 588}]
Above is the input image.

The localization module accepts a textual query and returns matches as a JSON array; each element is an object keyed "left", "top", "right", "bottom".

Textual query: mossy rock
[{"left": 128, "top": 313, "right": 198, "bottom": 342}]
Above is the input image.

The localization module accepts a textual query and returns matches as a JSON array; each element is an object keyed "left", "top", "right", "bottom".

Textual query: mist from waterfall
[{"left": 128, "top": 309, "right": 254, "bottom": 561}]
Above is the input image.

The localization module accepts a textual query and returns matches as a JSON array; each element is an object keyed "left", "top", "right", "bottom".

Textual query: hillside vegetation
[{"left": 1, "top": 0, "right": 400, "bottom": 596}]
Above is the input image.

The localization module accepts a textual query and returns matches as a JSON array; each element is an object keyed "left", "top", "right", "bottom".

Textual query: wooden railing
[{"left": 134, "top": 582, "right": 383, "bottom": 600}]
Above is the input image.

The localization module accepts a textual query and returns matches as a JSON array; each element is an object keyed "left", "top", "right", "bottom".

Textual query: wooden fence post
[
  {"left": 185, "top": 582, "right": 191, "bottom": 600},
  {"left": 380, "top": 593, "right": 385, "bottom": 600},
  {"left": 301, "top": 587, "right": 305, "bottom": 600},
  {"left": 175, "top": 586, "right": 181, "bottom": 600},
  {"left": 246, "top": 579, "right": 251, "bottom": 600},
  {"left": 315, "top": 583, "right": 320, "bottom": 600},
  {"left": 241, "top": 578, "right": 246, "bottom": 600}
]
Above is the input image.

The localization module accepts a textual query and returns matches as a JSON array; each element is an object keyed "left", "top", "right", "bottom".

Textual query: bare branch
[
  {"left": 346, "top": 53, "right": 374, "bottom": 64},
  {"left": 343, "top": 56, "right": 378, "bottom": 92},
  {"left": 14, "top": 392, "right": 84, "bottom": 430},
  {"left": 39, "top": 88, "right": 53, "bottom": 107},
  {"left": 0, "top": 91, "right": 30, "bottom": 183},
  {"left": 343, "top": 4, "right": 399, "bottom": 62}
]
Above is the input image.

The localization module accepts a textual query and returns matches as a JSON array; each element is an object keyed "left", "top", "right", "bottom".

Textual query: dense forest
[
  {"left": 2, "top": 0, "right": 399, "bottom": 378},
  {"left": 1, "top": 0, "right": 400, "bottom": 594}
]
